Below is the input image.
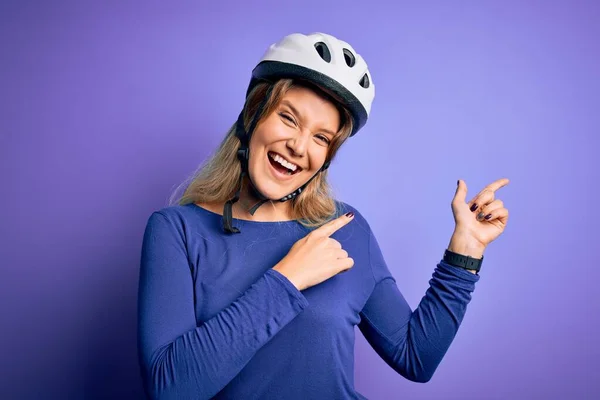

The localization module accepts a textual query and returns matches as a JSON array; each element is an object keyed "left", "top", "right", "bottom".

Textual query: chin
[
  {"left": 248, "top": 157, "right": 305, "bottom": 200},
  {"left": 251, "top": 179, "right": 293, "bottom": 201}
]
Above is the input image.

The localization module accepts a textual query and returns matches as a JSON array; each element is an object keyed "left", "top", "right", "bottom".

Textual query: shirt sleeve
[
  {"left": 358, "top": 229, "right": 480, "bottom": 383},
  {"left": 137, "top": 211, "right": 309, "bottom": 400}
]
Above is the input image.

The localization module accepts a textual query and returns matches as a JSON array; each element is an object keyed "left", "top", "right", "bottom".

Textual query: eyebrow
[{"left": 280, "top": 100, "right": 337, "bottom": 136}]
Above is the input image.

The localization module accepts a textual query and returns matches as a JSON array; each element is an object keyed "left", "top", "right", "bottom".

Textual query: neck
[{"left": 234, "top": 186, "right": 294, "bottom": 222}]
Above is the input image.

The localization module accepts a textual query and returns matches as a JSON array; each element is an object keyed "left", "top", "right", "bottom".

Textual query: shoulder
[
  {"left": 144, "top": 203, "right": 204, "bottom": 233},
  {"left": 142, "top": 203, "right": 222, "bottom": 251},
  {"left": 147, "top": 203, "right": 190, "bottom": 221}
]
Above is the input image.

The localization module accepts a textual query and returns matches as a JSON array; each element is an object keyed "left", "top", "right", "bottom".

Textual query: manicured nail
[
  {"left": 484, "top": 214, "right": 492, "bottom": 220},
  {"left": 470, "top": 203, "right": 478, "bottom": 212},
  {"left": 477, "top": 212, "right": 484, "bottom": 220},
  {"left": 345, "top": 212, "right": 354, "bottom": 218}
]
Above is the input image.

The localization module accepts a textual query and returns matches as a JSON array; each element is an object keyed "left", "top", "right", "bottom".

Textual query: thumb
[{"left": 453, "top": 179, "right": 468, "bottom": 204}]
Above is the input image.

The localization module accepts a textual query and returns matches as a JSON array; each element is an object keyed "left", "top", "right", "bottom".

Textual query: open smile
[{"left": 267, "top": 151, "right": 303, "bottom": 180}]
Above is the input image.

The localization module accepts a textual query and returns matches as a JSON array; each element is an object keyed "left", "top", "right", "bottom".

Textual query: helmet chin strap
[
  {"left": 245, "top": 160, "right": 331, "bottom": 216},
  {"left": 222, "top": 86, "right": 330, "bottom": 234}
]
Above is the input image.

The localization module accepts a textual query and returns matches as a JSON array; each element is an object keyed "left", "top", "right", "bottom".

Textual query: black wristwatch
[{"left": 443, "top": 249, "right": 483, "bottom": 273}]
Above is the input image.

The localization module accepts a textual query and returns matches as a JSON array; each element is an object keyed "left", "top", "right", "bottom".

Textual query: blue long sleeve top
[{"left": 137, "top": 202, "right": 480, "bottom": 399}]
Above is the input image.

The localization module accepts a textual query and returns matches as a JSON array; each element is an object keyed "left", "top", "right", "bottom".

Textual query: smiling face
[{"left": 247, "top": 84, "right": 342, "bottom": 201}]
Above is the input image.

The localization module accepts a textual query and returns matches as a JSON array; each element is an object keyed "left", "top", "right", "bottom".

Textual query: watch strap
[{"left": 443, "top": 249, "right": 483, "bottom": 272}]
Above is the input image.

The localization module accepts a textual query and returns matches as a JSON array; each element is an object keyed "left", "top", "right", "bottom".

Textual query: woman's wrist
[
  {"left": 446, "top": 231, "right": 485, "bottom": 274},
  {"left": 447, "top": 231, "right": 485, "bottom": 259}
]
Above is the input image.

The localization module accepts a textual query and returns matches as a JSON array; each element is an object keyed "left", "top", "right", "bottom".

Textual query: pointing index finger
[
  {"left": 486, "top": 178, "right": 510, "bottom": 192},
  {"left": 314, "top": 212, "right": 355, "bottom": 237}
]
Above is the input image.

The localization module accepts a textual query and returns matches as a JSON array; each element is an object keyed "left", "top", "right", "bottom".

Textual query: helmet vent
[
  {"left": 359, "top": 73, "right": 370, "bottom": 88},
  {"left": 314, "top": 42, "right": 332, "bottom": 63},
  {"left": 343, "top": 49, "right": 355, "bottom": 67}
]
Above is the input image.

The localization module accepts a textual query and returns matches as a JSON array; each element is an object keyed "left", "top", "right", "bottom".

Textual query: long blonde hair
[{"left": 169, "top": 78, "right": 354, "bottom": 228}]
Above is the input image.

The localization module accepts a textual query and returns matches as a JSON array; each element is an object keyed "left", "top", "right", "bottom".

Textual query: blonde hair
[{"left": 169, "top": 78, "right": 354, "bottom": 228}]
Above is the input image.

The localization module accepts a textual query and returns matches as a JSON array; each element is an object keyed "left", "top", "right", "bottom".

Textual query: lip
[{"left": 267, "top": 153, "right": 298, "bottom": 181}]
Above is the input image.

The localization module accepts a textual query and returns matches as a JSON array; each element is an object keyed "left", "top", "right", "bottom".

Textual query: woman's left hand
[{"left": 450, "top": 178, "right": 510, "bottom": 254}]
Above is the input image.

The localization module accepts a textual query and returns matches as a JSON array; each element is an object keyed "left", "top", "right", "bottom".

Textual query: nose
[{"left": 286, "top": 129, "right": 310, "bottom": 158}]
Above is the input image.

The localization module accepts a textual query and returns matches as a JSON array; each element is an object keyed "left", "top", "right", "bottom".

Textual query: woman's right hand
[{"left": 273, "top": 212, "right": 356, "bottom": 291}]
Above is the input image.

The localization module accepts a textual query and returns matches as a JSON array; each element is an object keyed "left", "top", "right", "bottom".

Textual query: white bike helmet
[
  {"left": 248, "top": 32, "right": 375, "bottom": 136},
  {"left": 223, "top": 32, "right": 375, "bottom": 233}
]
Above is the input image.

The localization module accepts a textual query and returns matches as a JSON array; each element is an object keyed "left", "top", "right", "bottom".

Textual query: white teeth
[{"left": 270, "top": 152, "right": 298, "bottom": 172}]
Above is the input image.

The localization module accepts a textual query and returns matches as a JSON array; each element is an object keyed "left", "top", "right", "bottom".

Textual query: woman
[{"left": 138, "top": 32, "right": 509, "bottom": 399}]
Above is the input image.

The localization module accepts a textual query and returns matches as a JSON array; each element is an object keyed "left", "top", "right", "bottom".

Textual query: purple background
[{"left": 2, "top": 1, "right": 599, "bottom": 399}]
